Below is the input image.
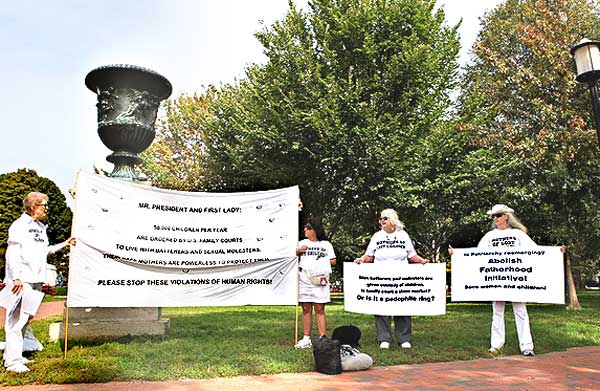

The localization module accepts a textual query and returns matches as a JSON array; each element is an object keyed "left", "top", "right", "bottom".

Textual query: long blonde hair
[
  {"left": 381, "top": 208, "right": 405, "bottom": 231},
  {"left": 491, "top": 212, "right": 528, "bottom": 233}
]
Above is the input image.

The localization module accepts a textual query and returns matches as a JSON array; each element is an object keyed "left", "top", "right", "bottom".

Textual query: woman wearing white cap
[{"left": 451, "top": 204, "right": 565, "bottom": 357}]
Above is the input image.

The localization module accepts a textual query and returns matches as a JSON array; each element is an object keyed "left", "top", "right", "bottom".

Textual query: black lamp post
[{"left": 570, "top": 38, "right": 600, "bottom": 144}]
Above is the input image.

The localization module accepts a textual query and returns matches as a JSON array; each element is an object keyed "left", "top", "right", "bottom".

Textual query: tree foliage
[
  {"left": 0, "top": 169, "right": 73, "bottom": 279},
  {"left": 459, "top": 0, "right": 600, "bottom": 283},
  {"left": 142, "top": 0, "right": 600, "bottom": 288},
  {"left": 198, "top": 0, "right": 462, "bottom": 260},
  {"left": 140, "top": 92, "right": 216, "bottom": 191}
]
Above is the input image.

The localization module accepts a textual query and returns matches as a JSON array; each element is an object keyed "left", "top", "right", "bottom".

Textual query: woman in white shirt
[
  {"left": 450, "top": 203, "right": 566, "bottom": 356},
  {"left": 3, "top": 192, "right": 75, "bottom": 373},
  {"left": 354, "top": 209, "right": 429, "bottom": 349},
  {"left": 479, "top": 204, "right": 537, "bottom": 356},
  {"left": 295, "top": 218, "right": 336, "bottom": 348}
]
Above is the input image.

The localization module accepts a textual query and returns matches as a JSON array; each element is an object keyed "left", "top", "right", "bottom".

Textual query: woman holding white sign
[
  {"left": 449, "top": 204, "right": 566, "bottom": 357},
  {"left": 354, "top": 209, "right": 429, "bottom": 349},
  {"left": 295, "top": 218, "right": 336, "bottom": 349}
]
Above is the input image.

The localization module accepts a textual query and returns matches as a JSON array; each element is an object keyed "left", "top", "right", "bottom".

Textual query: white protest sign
[
  {"left": 67, "top": 171, "right": 299, "bottom": 307},
  {"left": 451, "top": 246, "right": 564, "bottom": 304},
  {"left": 343, "top": 262, "right": 446, "bottom": 316}
]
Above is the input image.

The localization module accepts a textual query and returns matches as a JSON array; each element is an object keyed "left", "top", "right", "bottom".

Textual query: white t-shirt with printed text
[
  {"left": 477, "top": 228, "right": 536, "bottom": 249},
  {"left": 297, "top": 239, "right": 336, "bottom": 303},
  {"left": 5, "top": 213, "right": 61, "bottom": 283},
  {"left": 366, "top": 230, "right": 417, "bottom": 263}
]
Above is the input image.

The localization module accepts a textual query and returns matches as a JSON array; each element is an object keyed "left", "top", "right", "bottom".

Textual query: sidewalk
[
  {"left": 0, "top": 300, "right": 65, "bottom": 327},
  {"left": 4, "top": 346, "right": 600, "bottom": 391}
]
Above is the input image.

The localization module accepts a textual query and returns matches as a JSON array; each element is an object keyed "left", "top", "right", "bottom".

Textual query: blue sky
[{"left": 0, "top": 0, "right": 502, "bottom": 205}]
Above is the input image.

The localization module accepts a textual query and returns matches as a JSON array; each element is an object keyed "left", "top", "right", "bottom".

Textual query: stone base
[{"left": 53, "top": 307, "right": 169, "bottom": 342}]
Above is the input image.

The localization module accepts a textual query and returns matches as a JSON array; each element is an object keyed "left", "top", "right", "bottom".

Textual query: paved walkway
[
  {"left": 3, "top": 346, "right": 599, "bottom": 390},
  {"left": 0, "top": 300, "right": 65, "bottom": 327},
  {"left": 2, "top": 301, "right": 599, "bottom": 390}
]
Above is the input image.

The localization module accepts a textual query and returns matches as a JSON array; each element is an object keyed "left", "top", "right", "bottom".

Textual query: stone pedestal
[{"left": 57, "top": 307, "right": 169, "bottom": 341}]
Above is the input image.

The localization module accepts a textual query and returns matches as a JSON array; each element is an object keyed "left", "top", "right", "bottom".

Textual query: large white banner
[
  {"left": 343, "top": 262, "right": 446, "bottom": 316},
  {"left": 68, "top": 171, "right": 299, "bottom": 307},
  {"left": 451, "top": 246, "right": 565, "bottom": 304}
]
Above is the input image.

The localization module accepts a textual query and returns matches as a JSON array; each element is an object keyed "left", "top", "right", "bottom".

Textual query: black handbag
[{"left": 312, "top": 336, "right": 342, "bottom": 375}]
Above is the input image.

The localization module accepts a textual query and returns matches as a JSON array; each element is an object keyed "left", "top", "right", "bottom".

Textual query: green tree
[
  {"left": 200, "top": 0, "right": 462, "bottom": 261},
  {"left": 0, "top": 169, "right": 73, "bottom": 280},
  {"left": 458, "top": 0, "right": 600, "bottom": 307},
  {"left": 140, "top": 91, "right": 216, "bottom": 191}
]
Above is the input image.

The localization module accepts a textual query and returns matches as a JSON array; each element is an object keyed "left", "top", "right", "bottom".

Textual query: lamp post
[{"left": 570, "top": 38, "right": 600, "bottom": 144}]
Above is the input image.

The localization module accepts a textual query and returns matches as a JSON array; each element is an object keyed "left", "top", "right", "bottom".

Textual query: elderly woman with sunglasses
[
  {"left": 2, "top": 192, "right": 75, "bottom": 373},
  {"left": 294, "top": 217, "right": 336, "bottom": 349},
  {"left": 449, "top": 204, "right": 566, "bottom": 357},
  {"left": 354, "top": 209, "right": 429, "bottom": 349}
]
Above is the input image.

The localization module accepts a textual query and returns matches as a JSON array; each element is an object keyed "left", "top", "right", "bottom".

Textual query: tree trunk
[{"left": 565, "top": 255, "right": 582, "bottom": 310}]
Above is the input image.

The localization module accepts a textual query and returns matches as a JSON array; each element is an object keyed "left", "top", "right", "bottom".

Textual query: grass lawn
[{"left": 1, "top": 291, "right": 599, "bottom": 385}]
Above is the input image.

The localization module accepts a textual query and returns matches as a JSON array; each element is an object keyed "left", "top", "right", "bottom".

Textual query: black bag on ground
[{"left": 312, "top": 336, "right": 342, "bottom": 375}]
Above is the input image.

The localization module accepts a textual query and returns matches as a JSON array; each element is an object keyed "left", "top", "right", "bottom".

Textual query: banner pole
[
  {"left": 63, "top": 306, "right": 69, "bottom": 359},
  {"left": 294, "top": 303, "right": 299, "bottom": 349},
  {"left": 294, "top": 254, "right": 300, "bottom": 349},
  {"left": 63, "top": 170, "right": 81, "bottom": 360}
]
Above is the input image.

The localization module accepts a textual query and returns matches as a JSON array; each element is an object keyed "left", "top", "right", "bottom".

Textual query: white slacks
[
  {"left": 3, "top": 301, "right": 32, "bottom": 368},
  {"left": 3, "top": 283, "right": 43, "bottom": 368},
  {"left": 491, "top": 301, "right": 533, "bottom": 352}
]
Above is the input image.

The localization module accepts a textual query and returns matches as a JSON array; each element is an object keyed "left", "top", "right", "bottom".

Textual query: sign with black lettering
[
  {"left": 450, "top": 247, "right": 564, "bottom": 304},
  {"left": 343, "top": 262, "right": 446, "bottom": 315},
  {"left": 67, "top": 171, "right": 298, "bottom": 307}
]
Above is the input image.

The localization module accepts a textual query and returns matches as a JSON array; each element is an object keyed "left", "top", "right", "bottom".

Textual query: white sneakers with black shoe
[{"left": 340, "top": 344, "right": 373, "bottom": 371}]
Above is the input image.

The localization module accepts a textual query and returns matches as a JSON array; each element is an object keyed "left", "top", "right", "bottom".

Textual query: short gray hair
[{"left": 23, "top": 192, "right": 48, "bottom": 214}]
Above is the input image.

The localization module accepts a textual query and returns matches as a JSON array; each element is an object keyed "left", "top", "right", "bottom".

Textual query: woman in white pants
[
  {"left": 452, "top": 204, "right": 565, "bottom": 356},
  {"left": 2, "top": 192, "right": 75, "bottom": 373}
]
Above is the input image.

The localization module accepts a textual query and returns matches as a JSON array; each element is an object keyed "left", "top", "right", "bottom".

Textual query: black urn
[{"left": 85, "top": 64, "right": 172, "bottom": 180}]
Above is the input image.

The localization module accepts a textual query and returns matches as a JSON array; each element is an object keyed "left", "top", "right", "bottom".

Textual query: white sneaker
[
  {"left": 296, "top": 336, "right": 312, "bottom": 349},
  {"left": 6, "top": 363, "right": 30, "bottom": 373},
  {"left": 400, "top": 341, "right": 412, "bottom": 349},
  {"left": 489, "top": 347, "right": 500, "bottom": 353},
  {"left": 20, "top": 357, "right": 33, "bottom": 364},
  {"left": 379, "top": 341, "right": 390, "bottom": 349}
]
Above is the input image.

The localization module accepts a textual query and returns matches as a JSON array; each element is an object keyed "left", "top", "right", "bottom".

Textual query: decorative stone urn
[
  {"left": 55, "top": 65, "right": 172, "bottom": 341},
  {"left": 85, "top": 64, "right": 172, "bottom": 180}
]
